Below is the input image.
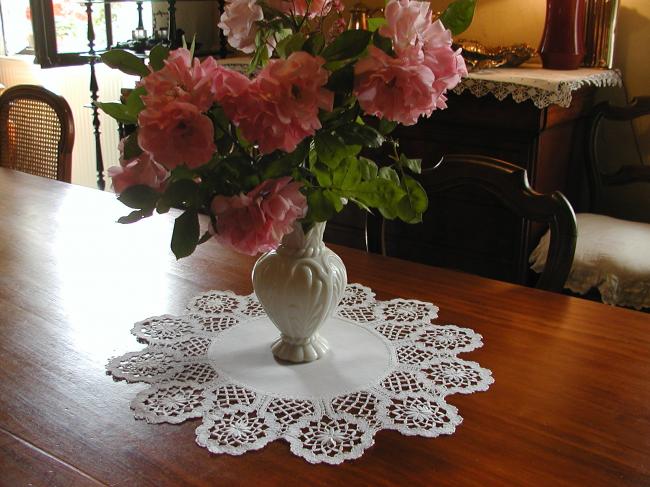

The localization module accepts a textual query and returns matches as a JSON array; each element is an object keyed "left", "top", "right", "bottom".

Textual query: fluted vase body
[{"left": 252, "top": 222, "right": 347, "bottom": 363}]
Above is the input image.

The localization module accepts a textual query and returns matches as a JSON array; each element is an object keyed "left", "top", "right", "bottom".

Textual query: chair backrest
[
  {"left": 586, "top": 96, "right": 650, "bottom": 219},
  {"left": 376, "top": 155, "right": 577, "bottom": 292},
  {"left": 0, "top": 84, "right": 74, "bottom": 182}
]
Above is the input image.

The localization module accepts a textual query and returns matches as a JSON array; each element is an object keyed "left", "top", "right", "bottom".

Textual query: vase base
[{"left": 271, "top": 334, "right": 329, "bottom": 363}]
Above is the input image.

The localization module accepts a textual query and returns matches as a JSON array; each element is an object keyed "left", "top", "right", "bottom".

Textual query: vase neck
[{"left": 277, "top": 222, "right": 326, "bottom": 256}]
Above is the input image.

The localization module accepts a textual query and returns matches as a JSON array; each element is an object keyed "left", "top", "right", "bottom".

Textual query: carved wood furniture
[{"left": 375, "top": 155, "right": 577, "bottom": 293}]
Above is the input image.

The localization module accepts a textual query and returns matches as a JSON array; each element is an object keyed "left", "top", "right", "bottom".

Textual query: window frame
[{"left": 29, "top": 0, "right": 114, "bottom": 68}]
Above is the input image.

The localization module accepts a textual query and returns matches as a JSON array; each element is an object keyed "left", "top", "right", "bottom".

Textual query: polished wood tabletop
[{"left": 1, "top": 168, "right": 649, "bottom": 487}]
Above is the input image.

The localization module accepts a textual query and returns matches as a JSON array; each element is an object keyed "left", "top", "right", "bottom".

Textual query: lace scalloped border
[
  {"left": 106, "top": 284, "right": 494, "bottom": 464},
  {"left": 453, "top": 70, "right": 623, "bottom": 108}
]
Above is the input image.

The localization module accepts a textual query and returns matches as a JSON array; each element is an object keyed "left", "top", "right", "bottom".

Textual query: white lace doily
[
  {"left": 454, "top": 65, "right": 622, "bottom": 108},
  {"left": 106, "top": 284, "right": 494, "bottom": 464}
]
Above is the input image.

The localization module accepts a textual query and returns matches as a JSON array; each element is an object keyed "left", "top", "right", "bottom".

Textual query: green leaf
[
  {"left": 197, "top": 230, "right": 213, "bottom": 245},
  {"left": 399, "top": 153, "right": 422, "bottom": 174},
  {"left": 117, "top": 185, "right": 159, "bottom": 210},
  {"left": 149, "top": 44, "right": 170, "bottom": 71},
  {"left": 397, "top": 175, "right": 428, "bottom": 223},
  {"left": 372, "top": 31, "right": 393, "bottom": 56},
  {"left": 378, "top": 119, "right": 398, "bottom": 135},
  {"left": 306, "top": 188, "right": 337, "bottom": 222},
  {"left": 101, "top": 49, "right": 149, "bottom": 77},
  {"left": 311, "top": 160, "right": 333, "bottom": 187},
  {"left": 378, "top": 166, "right": 400, "bottom": 185},
  {"left": 358, "top": 157, "right": 378, "bottom": 180},
  {"left": 95, "top": 102, "right": 136, "bottom": 124},
  {"left": 324, "top": 189, "right": 344, "bottom": 212},
  {"left": 122, "top": 131, "right": 142, "bottom": 160},
  {"left": 304, "top": 32, "right": 325, "bottom": 55},
  {"left": 125, "top": 86, "right": 146, "bottom": 119},
  {"left": 440, "top": 0, "right": 477, "bottom": 36},
  {"left": 260, "top": 142, "right": 308, "bottom": 178},
  {"left": 319, "top": 103, "right": 360, "bottom": 129},
  {"left": 162, "top": 179, "right": 201, "bottom": 209},
  {"left": 353, "top": 178, "right": 404, "bottom": 209},
  {"left": 367, "top": 17, "right": 387, "bottom": 32},
  {"left": 117, "top": 208, "right": 152, "bottom": 224},
  {"left": 171, "top": 210, "right": 200, "bottom": 259},
  {"left": 321, "top": 30, "right": 372, "bottom": 61},
  {"left": 325, "top": 63, "right": 354, "bottom": 93},
  {"left": 337, "top": 123, "right": 384, "bottom": 148},
  {"left": 275, "top": 32, "right": 305, "bottom": 58},
  {"left": 332, "top": 157, "right": 361, "bottom": 191},
  {"left": 315, "top": 132, "right": 346, "bottom": 169}
]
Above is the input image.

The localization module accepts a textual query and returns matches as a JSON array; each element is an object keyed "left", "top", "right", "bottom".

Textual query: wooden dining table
[{"left": 1, "top": 167, "right": 649, "bottom": 486}]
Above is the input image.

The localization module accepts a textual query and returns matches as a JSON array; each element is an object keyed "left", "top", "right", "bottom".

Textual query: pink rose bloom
[
  {"left": 423, "top": 45, "right": 467, "bottom": 108},
  {"left": 421, "top": 20, "right": 468, "bottom": 96},
  {"left": 231, "top": 52, "right": 334, "bottom": 154},
  {"left": 213, "top": 66, "right": 252, "bottom": 119},
  {"left": 141, "top": 48, "right": 220, "bottom": 112},
  {"left": 354, "top": 46, "right": 439, "bottom": 125},
  {"left": 218, "top": 0, "right": 266, "bottom": 54},
  {"left": 211, "top": 177, "right": 307, "bottom": 255},
  {"left": 108, "top": 139, "right": 168, "bottom": 194},
  {"left": 380, "top": 0, "right": 432, "bottom": 54},
  {"left": 267, "top": 0, "right": 332, "bottom": 18},
  {"left": 138, "top": 101, "right": 216, "bottom": 169}
]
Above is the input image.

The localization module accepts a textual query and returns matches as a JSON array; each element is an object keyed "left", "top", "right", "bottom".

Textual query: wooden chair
[
  {"left": 0, "top": 85, "right": 74, "bottom": 182},
  {"left": 375, "top": 154, "right": 577, "bottom": 293},
  {"left": 530, "top": 97, "right": 650, "bottom": 309}
]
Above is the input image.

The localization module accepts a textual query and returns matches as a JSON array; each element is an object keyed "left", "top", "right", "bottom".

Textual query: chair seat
[{"left": 530, "top": 213, "right": 650, "bottom": 310}]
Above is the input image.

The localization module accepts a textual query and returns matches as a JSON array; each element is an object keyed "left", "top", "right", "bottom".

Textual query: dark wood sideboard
[{"left": 325, "top": 87, "right": 597, "bottom": 286}]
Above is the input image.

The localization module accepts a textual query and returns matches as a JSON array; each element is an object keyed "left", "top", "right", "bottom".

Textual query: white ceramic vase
[{"left": 252, "top": 222, "right": 347, "bottom": 363}]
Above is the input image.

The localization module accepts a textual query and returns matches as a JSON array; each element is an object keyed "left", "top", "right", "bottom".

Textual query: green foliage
[
  {"left": 118, "top": 185, "right": 159, "bottom": 210},
  {"left": 122, "top": 131, "right": 142, "bottom": 160},
  {"left": 399, "top": 154, "right": 422, "bottom": 174},
  {"left": 397, "top": 175, "right": 428, "bottom": 223},
  {"left": 303, "top": 32, "right": 325, "bottom": 55},
  {"left": 372, "top": 31, "right": 393, "bottom": 56},
  {"left": 171, "top": 210, "right": 200, "bottom": 259},
  {"left": 440, "top": 0, "right": 478, "bottom": 36},
  {"left": 275, "top": 32, "right": 306, "bottom": 58},
  {"left": 367, "top": 17, "right": 387, "bottom": 32},
  {"left": 148, "top": 44, "right": 170, "bottom": 71},
  {"left": 100, "top": 50, "right": 149, "bottom": 77},
  {"left": 321, "top": 30, "right": 372, "bottom": 61}
]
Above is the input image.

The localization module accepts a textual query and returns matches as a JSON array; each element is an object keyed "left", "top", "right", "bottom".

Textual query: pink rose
[
  {"left": 213, "top": 66, "right": 252, "bottom": 118},
  {"left": 422, "top": 21, "right": 468, "bottom": 95},
  {"left": 211, "top": 177, "right": 307, "bottom": 255},
  {"left": 141, "top": 48, "right": 219, "bottom": 112},
  {"left": 380, "top": 0, "right": 432, "bottom": 54},
  {"left": 218, "top": 0, "right": 266, "bottom": 54},
  {"left": 108, "top": 138, "right": 168, "bottom": 194},
  {"left": 354, "top": 46, "right": 438, "bottom": 125},
  {"left": 138, "top": 101, "right": 216, "bottom": 169},
  {"left": 230, "top": 52, "right": 334, "bottom": 154}
]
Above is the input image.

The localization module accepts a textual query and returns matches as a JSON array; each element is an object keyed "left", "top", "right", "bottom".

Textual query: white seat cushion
[{"left": 530, "top": 213, "right": 650, "bottom": 309}]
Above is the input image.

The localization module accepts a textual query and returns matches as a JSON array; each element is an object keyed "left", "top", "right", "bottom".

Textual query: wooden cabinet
[{"left": 325, "top": 86, "right": 597, "bottom": 286}]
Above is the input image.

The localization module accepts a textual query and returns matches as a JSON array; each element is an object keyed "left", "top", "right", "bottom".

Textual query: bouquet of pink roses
[{"left": 98, "top": 0, "right": 475, "bottom": 259}]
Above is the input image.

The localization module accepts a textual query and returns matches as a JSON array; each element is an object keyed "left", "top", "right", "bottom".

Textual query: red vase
[{"left": 539, "top": 0, "right": 586, "bottom": 70}]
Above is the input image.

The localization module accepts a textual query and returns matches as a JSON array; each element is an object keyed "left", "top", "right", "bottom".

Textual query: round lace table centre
[
  {"left": 208, "top": 316, "right": 392, "bottom": 399},
  {"left": 106, "top": 284, "right": 494, "bottom": 464}
]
